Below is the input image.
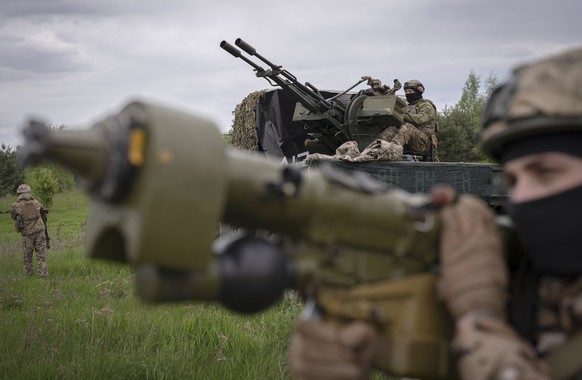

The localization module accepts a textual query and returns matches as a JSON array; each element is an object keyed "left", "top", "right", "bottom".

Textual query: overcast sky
[{"left": 1, "top": 0, "right": 580, "bottom": 147}]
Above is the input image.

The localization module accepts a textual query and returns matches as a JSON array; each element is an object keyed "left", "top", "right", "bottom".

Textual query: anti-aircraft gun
[
  {"left": 221, "top": 38, "right": 406, "bottom": 155},
  {"left": 223, "top": 38, "right": 509, "bottom": 212}
]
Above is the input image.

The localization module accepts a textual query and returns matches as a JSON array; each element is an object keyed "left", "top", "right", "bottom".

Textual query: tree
[
  {"left": 437, "top": 71, "right": 498, "bottom": 162},
  {"left": 0, "top": 144, "right": 25, "bottom": 196}
]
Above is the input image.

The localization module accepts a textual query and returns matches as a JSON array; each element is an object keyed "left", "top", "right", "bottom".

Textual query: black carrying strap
[{"left": 510, "top": 258, "right": 540, "bottom": 344}]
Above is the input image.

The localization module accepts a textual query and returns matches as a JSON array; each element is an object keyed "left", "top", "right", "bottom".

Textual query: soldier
[
  {"left": 377, "top": 79, "right": 438, "bottom": 161},
  {"left": 290, "top": 47, "right": 582, "bottom": 380},
  {"left": 11, "top": 184, "right": 49, "bottom": 278}
]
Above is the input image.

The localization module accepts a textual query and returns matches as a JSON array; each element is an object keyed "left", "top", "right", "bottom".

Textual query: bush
[
  {"left": 25, "top": 167, "right": 59, "bottom": 208},
  {"left": 51, "top": 164, "right": 76, "bottom": 192}
]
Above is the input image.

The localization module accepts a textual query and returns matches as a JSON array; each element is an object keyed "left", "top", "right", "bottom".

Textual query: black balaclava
[
  {"left": 405, "top": 92, "right": 423, "bottom": 103},
  {"left": 504, "top": 132, "right": 582, "bottom": 276}
]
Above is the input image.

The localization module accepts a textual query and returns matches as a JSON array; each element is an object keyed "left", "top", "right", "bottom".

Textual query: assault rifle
[
  {"left": 221, "top": 38, "right": 405, "bottom": 154},
  {"left": 20, "top": 100, "right": 453, "bottom": 378},
  {"left": 41, "top": 208, "right": 50, "bottom": 249},
  {"left": 0, "top": 210, "right": 10, "bottom": 214}
]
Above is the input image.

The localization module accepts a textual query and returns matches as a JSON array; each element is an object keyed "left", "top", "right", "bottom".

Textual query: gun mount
[{"left": 221, "top": 38, "right": 406, "bottom": 154}]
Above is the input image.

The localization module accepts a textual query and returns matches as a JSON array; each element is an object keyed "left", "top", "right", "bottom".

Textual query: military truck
[{"left": 222, "top": 38, "right": 508, "bottom": 212}]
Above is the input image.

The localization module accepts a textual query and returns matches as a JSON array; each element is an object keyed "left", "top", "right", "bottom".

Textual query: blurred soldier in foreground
[
  {"left": 11, "top": 184, "right": 49, "bottom": 278},
  {"left": 290, "top": 47, "right": 582, "bottom": 380},
  {"left": 376, "top": 79, "right": 438, "bottom": 161}
]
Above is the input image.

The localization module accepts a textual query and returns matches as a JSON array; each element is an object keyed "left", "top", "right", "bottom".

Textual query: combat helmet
[
  {"left": 17, "top": 184, "right": 31, "bottom": 194},
  {"left": 403, "top": 79, "right": 425, "bottom": 94},
  {"left": 480, "top": 47, "right": 582, "bottom": 162}
]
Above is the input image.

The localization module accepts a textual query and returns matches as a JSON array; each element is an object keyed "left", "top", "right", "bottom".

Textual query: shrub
[{"left": 25, "top": 167, "right": 59, "bottom": 208}]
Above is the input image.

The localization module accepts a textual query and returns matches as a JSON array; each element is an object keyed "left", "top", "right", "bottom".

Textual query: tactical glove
[
  {"left": 289, "top": 319, "right": 377, "bottom": 380},
  {"left": 438, "top": 193, "right": 509, "bottom": 319},
  {"left": 434, "top": 190, "right": 550, "bottom": 379},
  {"left": 454, "top": 313, "right": 550, "bottom": 380}
]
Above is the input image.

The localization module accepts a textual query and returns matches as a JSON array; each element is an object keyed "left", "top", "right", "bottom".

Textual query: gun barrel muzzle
[
  {"left": 20, "top": 119, "right": 112, "bottom": 197},
  {"left": 220, "top": 40, "right": 241, "bottom": 58},
  {"left": 235, "top": 38, "right": 256, "bottom": 56}
]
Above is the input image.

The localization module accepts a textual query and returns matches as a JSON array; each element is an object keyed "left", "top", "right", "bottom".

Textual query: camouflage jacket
[
  {"left": 536, "top": 275, "right": 582, "bottom": 355},
  {"left": 11, "top": 193, "right": 46, "bottom": 236},
  {"left": 403, "top": 98, "right": 438, "bottom": 134}
]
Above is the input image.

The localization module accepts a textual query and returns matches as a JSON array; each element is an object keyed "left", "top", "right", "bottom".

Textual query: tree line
[
  {"left": 437, "top": 70, "right": 498, "bottom": 162},
  {"left": 0, "top": 71, "right": 497, "bottom": 204}
]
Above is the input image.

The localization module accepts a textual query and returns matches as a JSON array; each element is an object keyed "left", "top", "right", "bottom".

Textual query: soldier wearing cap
[
  {"left": 10, "top": 184, "right": 49, "bottom": 278},
  {"left": 289, "top": 48, "right": 582, "bottom": 380},
  {"left": 377, "top": 79, "right": 439, "bottom": 161}
]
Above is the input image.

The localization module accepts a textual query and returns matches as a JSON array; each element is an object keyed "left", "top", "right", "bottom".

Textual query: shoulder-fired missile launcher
[{"left": 20, "top": 100, "right": 465, "bottom": 378}]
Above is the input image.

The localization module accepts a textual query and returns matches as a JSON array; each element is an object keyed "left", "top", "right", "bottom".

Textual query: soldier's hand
[
  {"left": 454, "top": 313, "right": 550, "bottom": 380},
  {"left": 289, "top": 319, "right": 377, "bottom": 380},
  {"left": 438, "top": 191, "right": 509, "bottom": 319}
]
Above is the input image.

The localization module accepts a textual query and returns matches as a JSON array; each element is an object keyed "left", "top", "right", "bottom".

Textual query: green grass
[
  {"left": 0, "top": 191, "right": 302, "bottom": 379},
  {"left": 0, "top": 191, "right": 394, "bottom": 379}
]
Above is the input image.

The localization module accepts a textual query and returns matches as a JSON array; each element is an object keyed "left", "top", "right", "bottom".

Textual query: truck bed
[{"left": 307, "top": 159, "right": 509, "bottom": 213}]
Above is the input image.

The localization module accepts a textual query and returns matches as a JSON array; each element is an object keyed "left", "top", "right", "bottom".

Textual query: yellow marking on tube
[{"left": 128, "top": 129, "right": 146, "bottom": 166}]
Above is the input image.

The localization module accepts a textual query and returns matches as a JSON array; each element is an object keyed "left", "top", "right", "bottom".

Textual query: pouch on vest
[{"left": 15, "top": 215, "right": 24, "bottom": 232}]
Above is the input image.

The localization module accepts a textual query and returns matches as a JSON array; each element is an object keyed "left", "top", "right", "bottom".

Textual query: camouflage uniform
[
  {"left": 536, "top": 277, "right": 582, "bottom": 355},
  {"left": 474, "top": 47, "right": 582, "bottom": 380},
  {"left": 378, "top": 80, "right": 438, "bottom": 158},
  {"left": 10, "top": 185, "right": 48, "bottom": 278}
]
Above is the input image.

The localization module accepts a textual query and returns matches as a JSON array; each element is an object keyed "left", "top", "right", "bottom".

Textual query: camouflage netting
[{"left": 230, "top": 90, "right": 266, "bottom": 151}]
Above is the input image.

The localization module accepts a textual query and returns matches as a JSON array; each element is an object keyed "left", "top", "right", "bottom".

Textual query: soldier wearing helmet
[
  {"left": 377, "top": 79, "right": 439, "bottom": 161},
  {"left": 289, "top": 48, "right": 582, "bottom": 380},
  {"left": 10, "top": 184, "right": 49, "bottom": 278},
  {"left": 450, "top": 47, "right": 582, "bottom": 380}
]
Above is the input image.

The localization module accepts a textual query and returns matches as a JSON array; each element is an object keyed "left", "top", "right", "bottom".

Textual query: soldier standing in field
[
  {"left": 10, "top": 184, "right": 49, "bottom": 278},
  {"left": 377, "top": 79, "right": 439, "bottom": 161}
]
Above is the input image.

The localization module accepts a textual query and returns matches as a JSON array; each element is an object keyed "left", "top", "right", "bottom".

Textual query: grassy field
[
  {"left": 0, "top": 191, "right": 304, "bottom": 379},
  {"left": 0, "top": 191, "right": 396, "bottom": 379}
]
